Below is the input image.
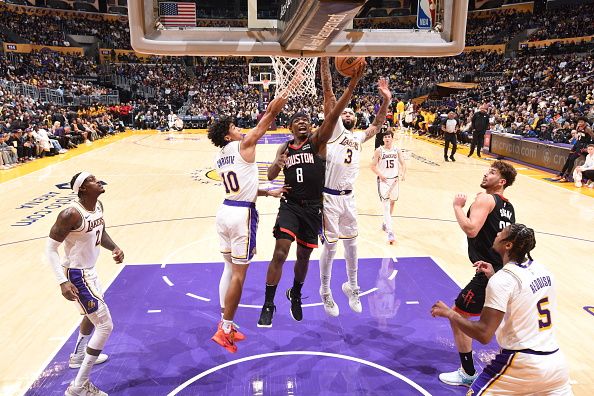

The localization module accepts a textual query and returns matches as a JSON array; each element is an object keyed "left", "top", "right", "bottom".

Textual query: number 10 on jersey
[{"left": 221, "top": 171, "right": 240, "bottom": 193}]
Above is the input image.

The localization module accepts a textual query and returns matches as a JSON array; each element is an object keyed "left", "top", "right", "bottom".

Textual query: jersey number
[
  {"left": 296, "top": 168, "right": 304, "bottom": 183},
  {"left": 344, "top": 149, "right": 353, "bottom": 164},
  {"left": 221, "top": 171, "right": 240, "bottom": 193},
  {"left": 537, "top": 297, "right": 552, "bottom": 331},
  {"left": 386, "top": 159, "right": 395, "bottom": 168},
  {"left": 95, "top": 229, "right": 102, "bottom": 246},
  {"left": 499, "top": 221, "right": 511, "bottom": 230}
]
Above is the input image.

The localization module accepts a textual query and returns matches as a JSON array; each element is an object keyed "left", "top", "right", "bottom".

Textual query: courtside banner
[{"left": 417, "top": 0, "right": 435, "bottom": 29}]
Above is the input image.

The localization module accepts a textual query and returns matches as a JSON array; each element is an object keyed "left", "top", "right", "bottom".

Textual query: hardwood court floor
[{"left": 0, "top": 130, "right": 592, "bottom": 395}]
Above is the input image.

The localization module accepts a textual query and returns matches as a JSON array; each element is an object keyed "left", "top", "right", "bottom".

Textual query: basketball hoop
[
  {"left": 262, "top": 79, "right": 271, "bottom": 92},
  {"left": 270, "top": 56, "right": 318, "bottom": 99}
]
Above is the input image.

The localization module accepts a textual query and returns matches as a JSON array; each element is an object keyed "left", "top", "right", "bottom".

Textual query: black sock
[
  {"left": 459, "top": 352, "right": 475, "bottom": 376},
  {"left": 265, "top": 284, "right": 277, "bottom": 304},
  {"left": 292, "top": 279, "right": 304, "bottom": 296}
]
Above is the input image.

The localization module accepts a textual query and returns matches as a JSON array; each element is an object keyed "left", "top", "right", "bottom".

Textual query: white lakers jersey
[
  {"left": 215, "top": 140, "right": 258, "bottom": 203},
  {"left": 325, "top": 119, "right": 366, "bottom": 190},
  {"left": 377, "top": 146, "right": 400, "bottom": 179},
  {"left": 484, "top": 261, "right": 559, "bottom": 352},
  {"left": 63, "top": 201, "right": 105, "bottom": 269}
]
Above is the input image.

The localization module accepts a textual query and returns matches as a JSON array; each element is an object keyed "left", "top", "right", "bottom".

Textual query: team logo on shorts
[
  {"left": 87, "top": 300, "right": 96, "bottom": 310},
  {"left": 466, "top": 389, "right": 474, "bottom": 396}
]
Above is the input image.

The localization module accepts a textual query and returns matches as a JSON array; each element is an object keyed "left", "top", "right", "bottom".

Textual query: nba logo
[{"left": 417, "top": 0, "right": 435, "bottom": 29}]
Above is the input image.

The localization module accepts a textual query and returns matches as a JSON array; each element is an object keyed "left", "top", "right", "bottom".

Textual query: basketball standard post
[{"left": 128, "top": 0, "right": 468, "bottom": 58}]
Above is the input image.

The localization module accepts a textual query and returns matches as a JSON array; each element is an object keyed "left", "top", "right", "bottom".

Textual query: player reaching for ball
[{"left": 317, "top": 57, "right": 392, "bottom": 317}]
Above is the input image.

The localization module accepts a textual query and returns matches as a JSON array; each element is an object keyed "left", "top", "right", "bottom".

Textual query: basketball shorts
[
  {"left": 66, "top": 267, "right": 105, "bottom": 315},
  {"left": 470, "top": 349, "right": 572, "bottom": 395},
  {"left": 321, "top": 192, "right": 358, "bottom": 244},
  {"left": 216, "top": 201, "right": 259, "bottom": 265},
  {"left": 454, "top": 272, "right": 489, "bottom": 316},
  {"left": 377, "top": 177, "right": 399, "bottom": 201},
  {"left": 274, "top": 199, "right": 322, "bottom": 248}
]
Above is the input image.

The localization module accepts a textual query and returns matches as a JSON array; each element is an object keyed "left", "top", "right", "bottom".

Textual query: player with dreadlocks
[{"left": 431, "top": 224, "right": 572, "bottom": 395}]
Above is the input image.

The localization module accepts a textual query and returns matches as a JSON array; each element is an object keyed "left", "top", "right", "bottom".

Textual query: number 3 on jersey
[
  {"left": 344, "top": 148, "right": 353, "bottom": 164},
  {"left": 221, "top": 171, "right": 240, "bottom": 193}
]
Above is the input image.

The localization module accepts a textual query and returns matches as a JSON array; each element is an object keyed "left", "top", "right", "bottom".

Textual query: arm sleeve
[
  {"left": 46, "top": 238, "right": 68, "bottom": 284},
  {"left": 483, "top": 269, "right": 517, "bottom": 313}
]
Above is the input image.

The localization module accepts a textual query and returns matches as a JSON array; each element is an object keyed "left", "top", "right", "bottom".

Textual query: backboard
[{"left": 128, "top": 0, "right": 468, "bottom": 58}]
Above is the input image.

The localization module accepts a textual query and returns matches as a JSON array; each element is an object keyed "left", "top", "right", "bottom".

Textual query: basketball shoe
[
  {"left": 217, "top": 321, "right": 246, "bottom": 342},
  {"left": 387, "top": 231, "right": 395, "bottom": 245},
  {"left": 257, "top": 303, "right": 276, "bottom": 328},
  {"left": 320, "top": 288, "right": 339, "bottom": 317},
  {"left": 342, "top": 282, "right": 362, "bottom": 313},
  {"left": 69, "top": 353, "right": 109, "bottom": 369},
  {"left": 211, "top": 327, "right": 237, "bottom": 353},
  {"left": 65, "top": 379, "right": 107, "bottom": 396},
  {"left": 438, "top": 367, "right": 478, "bottom": 387},
  {"left": 286, "top": 287, "right": 303, "bottom": 321}
]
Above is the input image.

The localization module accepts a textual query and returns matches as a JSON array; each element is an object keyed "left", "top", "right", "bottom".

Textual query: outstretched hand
[
  {"left": 377, "top": 77, "right": 392, "bottom": 101},
  {"left": 349, "top": 61, "right": 366, "bottom": 83}
]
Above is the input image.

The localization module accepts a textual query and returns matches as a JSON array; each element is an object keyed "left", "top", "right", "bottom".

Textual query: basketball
[{"left": 334, "top": 57, "right": 366, "bottom": 77}]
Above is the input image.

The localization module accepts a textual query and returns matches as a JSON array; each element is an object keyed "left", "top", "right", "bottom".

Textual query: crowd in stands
[
  {"left": 527, "top": 5, "right": 594, "bottom": 41},
  {"left": 0, "top": 5, "right": 131, "bottom": 49},
  {"left": 1, "top": 2, "right": 593, "bottom": 172},
  {"left": 0, "top": 81, "right": 126, "bottom": 168},
  {"left": 412, "top": 41, "right": 593, "bottom": 150}
]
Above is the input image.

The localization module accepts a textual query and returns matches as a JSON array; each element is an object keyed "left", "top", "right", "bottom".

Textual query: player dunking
[
  {"left": 432, "top": 224, "right": 572, "bottom": 395},
  {"left": 439, "top": 160, "right": 517, "bottom": 387},
  {"left": 46, "top": 172, "right": 124, "bottom": 396},
  {"left": 317, "top": 57, "right": 391, "bottom": 317},
  {"left": 257, "top": 61, "right": 365, "bottom": 327},
  {"left": 370, "top": 130, "right": 406, "bottom": 244},
  {"left": 207, "top": 94, "right": 290, "bottom": 353}
]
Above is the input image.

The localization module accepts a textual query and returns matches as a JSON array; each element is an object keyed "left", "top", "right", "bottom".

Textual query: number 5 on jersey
[{"left": 537, "top": 297, "right": 552, "bottom": 331}]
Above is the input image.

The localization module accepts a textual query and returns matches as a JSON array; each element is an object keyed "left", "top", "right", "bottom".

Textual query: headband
[
  {"left": 72, "top": 171, "right": 92, "bottom": 194},
  {"left": 343, "top": 108, "right": 355, "bottom": 114}
]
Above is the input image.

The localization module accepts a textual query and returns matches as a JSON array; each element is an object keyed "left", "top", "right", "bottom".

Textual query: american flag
[{"left": 158, "top": 2, "right": 196, "bottom": 28}]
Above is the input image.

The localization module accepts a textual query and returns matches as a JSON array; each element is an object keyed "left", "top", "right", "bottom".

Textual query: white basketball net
[{"left": 270, "top": 56, "right": 318, "bottom": 99}]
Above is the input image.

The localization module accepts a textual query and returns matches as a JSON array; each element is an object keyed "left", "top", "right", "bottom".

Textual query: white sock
[
  {"left": 382, "top": 200, "right": 393, "bottom": 233},
  {"left": 319, "top": 242, "right": 337, "bottom": 294},
  {"left": 74, "top": 353, "right": 99, "bottom": 386},
  {"left": 219, "top": 254, "right": 232, "bottom": 311},
  {"left": 221, "top": 319, "right": 233, "bottom": 334},
  {"left": 73, "top": 332, "right": 90, "bottom": 355},
  {"left": 343, "top": 238, "right": 358, "bottom": 290}
]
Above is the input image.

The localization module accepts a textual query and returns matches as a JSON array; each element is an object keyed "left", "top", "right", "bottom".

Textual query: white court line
[
  {"left": 162, "top": 276, "right": 174, "bottom": 287},
  {"left": 168, "top": 351, "right": 431, "bottom": 396},
  {"left": 147, "top": 309, "right": 162, "bottom": 313},
  {"left": 186, "top": 293, "right": 211, "bottom": 302},
  {"left": 406, "top": 301, "right": 420, "bottom": 305},
  {"left": 359, "top": 287, "right": 378, "bottom": 297},
  {"left": 388, "top": 269, "right": 398, "bottom": 280}
]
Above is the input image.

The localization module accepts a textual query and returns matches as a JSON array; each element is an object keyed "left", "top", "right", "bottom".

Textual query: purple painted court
[{"left": 27, "top": 257, "right": 498, "bottom": 395}]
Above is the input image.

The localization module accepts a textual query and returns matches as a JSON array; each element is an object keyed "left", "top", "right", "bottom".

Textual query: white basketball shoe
[
  {"left": 65, "top": 379, "right": 107, "bottom": 396},
  {"left": 342, "top": 282, "right": 362, "bottom": 313}
]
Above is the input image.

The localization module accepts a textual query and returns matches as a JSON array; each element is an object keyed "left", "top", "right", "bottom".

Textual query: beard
[{"left": 343, "top": 119, "right": 355, "bottom": 130}]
